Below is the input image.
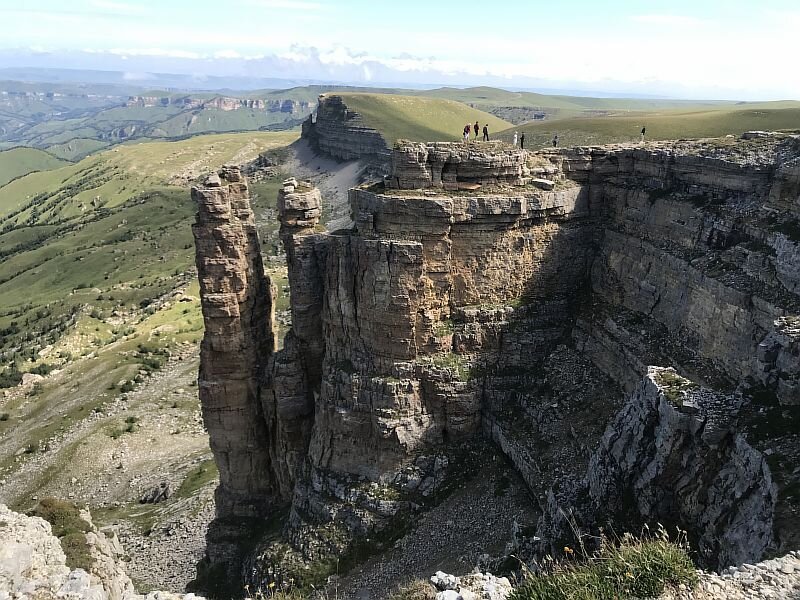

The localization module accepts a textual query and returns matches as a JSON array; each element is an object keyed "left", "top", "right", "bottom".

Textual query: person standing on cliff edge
[
  {"left": 474, "top": 121, "right": 479, "bottom": 138},
  {"left": 552, "top": 134, "right": 559, "bottom": 147},
  {"left": 463, "top": 123, "right": 471, "bottom": 142},
  {"left": 483, "top": 124, "right": 489, "bottom": 141},
  {"left": 641, "top": 126, "right": 646, "bottom": 142},
  {"left": 520, "top": 132, "right": 526, "bottom": 149},
  {"left": 513, "top": 131, "right": 518, "bottom": 146}
]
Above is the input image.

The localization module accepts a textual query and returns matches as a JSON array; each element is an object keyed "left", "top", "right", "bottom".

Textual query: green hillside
[
  {"left": 498, "top": 107, "right": 800, "bottom": 148},
  {"left": 0, "top": 147, "right": 69, "bottom": 187},
  {"left": 336, "top": 93, "right": 512, "bottom": 144},
  {"left": 0, "top": 131, "right": 296, "bottom": 364},
  {"left": 416, "top": 86, "right": 734, "bottom": 112}
]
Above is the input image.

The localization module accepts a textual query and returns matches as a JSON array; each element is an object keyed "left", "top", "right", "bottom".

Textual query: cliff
[
  {"left": 301, "top": 94, "right": 390, "bottom": 164},
  {"left": 126, "top": 95, "right": 311, "bottom": 113},
  {"left": 192, "top": 135, "right": 800, "bottom": 590}
]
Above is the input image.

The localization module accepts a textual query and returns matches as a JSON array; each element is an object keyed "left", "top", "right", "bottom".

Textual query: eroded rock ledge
[{"left": 192, "top": 136, "right": 800, "bottom": 591}]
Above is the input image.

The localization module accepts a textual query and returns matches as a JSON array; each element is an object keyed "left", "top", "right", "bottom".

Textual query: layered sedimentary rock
[
  {"left": 301, "top": 94, "right": 390, "bottom": 163},
  {"left": 539, "top": 368, "right": 776, "bottom": 568},
  {"left": 193, "top": 136, "right": 800, "bottom": 587},
  {"left": 388, "top": 141, "right": 529, "bottom": 189},
  {"left": 191, "top": 166, "right": 278, "bottom": 518}
]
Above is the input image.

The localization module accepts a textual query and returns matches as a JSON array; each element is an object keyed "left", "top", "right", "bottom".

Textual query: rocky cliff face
[
  {"left": 301, "top": 94, "right": 390, "bottom": 164},
  {"left": 125, "top": 95, "right": 311, "bottom": 113},
  {"left": 538, "top": 367, "right": 777, "bottom": 568},
  {"left": 193, "top": 136, "right": 800, "bottom": 589}
]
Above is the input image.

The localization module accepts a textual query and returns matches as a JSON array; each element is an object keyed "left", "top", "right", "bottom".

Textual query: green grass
[
  {"left": 511, "top": 532, "right": 698, "bottom": 600},
  {"left": 45, "top": 138, "right": 110, "bottom": 161},
  {"left": 0, "top": 147, "right": 69, "bottom": 187},
  {"left": 176, "top": 459, "right": 219, "bottom": 499},
  {"left": 336, "top": 93, "right": 512, "bottom": 144},
  {"left": 0, "top": 130, "right": 295, "bottom": 393},
  {"left": 499, "top": 107, "right": 800, "bottom": 147},
  {"left": 416, "top": 86, "right": 747, "bottom": 112}
]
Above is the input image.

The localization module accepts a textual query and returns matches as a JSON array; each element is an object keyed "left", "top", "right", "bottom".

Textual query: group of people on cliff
[
  {"left": 462, "top": 121, "right": 647, "bottom": 147},
  {"left": 463, "top": 121, "right": 490, "bottom": 142}
]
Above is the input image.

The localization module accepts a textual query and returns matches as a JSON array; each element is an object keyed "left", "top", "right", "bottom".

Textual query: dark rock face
[
  {"left": 539, "top": 368, "right": 776, "bottom": 568},
  {"left": 193, "top": 137, "right": 800, "bottom": 585},
  {"left": 301, "top": 94, "right": 390, "bottom": 163}
]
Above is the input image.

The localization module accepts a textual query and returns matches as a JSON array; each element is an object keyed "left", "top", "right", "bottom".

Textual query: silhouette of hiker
[
  {"left": 474, "top": 121, "right": 479, "bottom": 138},
  {"left": 483, "top": 124, "right": 489, "bottom": 141},
  {"left": 641, "top": 126, "right": 646, "bottom": 142},
  {"left": 463, "top": 124, "right": 471, "bottom": 142},
  {"left": 552, "top": 134, "right": 559, "bottom": 147},
  {"left": 520, "top": 132, "right": 525, "bottom": 149},
  {"left": 513, "top": 131, "right": 518, "bottom": 146}
]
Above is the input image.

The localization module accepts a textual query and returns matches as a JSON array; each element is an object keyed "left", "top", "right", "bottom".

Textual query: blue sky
[{"left": 1, "top": 0, "right": 798, "bottom": 99}]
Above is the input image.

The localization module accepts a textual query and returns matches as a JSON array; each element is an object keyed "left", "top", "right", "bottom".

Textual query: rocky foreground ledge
[
  {"left": 0, "top": 504, "right": 203, "bottom": 600},
  {"left": 429, "top": 554, "right": 800, "bottom": 600},
  {"left": 1, "top": 500, "right": 799, "bottom": 600}
]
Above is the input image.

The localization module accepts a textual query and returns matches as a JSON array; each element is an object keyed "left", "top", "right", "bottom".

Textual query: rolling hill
[
  {"left": 497, "top": 106, "right": 800, "bottom": 148},
  {"left": 336, "top": 92, "right": 512, "bottom": 144},
  {"left": 0, "top": 147, "right": 69, "bottom": 187}
]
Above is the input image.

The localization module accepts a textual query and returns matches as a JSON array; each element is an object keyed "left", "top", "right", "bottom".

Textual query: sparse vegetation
[
  {"left": 511, "top": 528, "right": 698, "bottom": 600},
  {"left": 29, "top": 498, "right": 94, "bottom": 571},
  {"left": 176, "top": 459, "right": 219, "bottom": 499},
  {"left": 388, "top": 579, "right": 437, "bottom": 600},
  {"left": 653, "top": 370, "right": 699, "bottom": 406}
]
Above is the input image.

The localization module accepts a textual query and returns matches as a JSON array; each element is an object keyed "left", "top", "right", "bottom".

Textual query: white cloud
[
  {"left": 245, "top": 0, "right": 323, "bottom": 9},
  {"left": 108, "top": 47, "right": 203, "bottom": 59},
  {"left": 213, "top": 49, "right": 243, "bottom": 59},
  {"left": 630, "top": 14, "right": 703, "bottom": 27},
  {"left": 88, "top": 0, "right": 146, "bottom": 15}
]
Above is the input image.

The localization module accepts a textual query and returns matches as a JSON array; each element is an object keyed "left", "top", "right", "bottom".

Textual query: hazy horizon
[{"left": 1, "top": 0, "right": 799, "bottom": 101}]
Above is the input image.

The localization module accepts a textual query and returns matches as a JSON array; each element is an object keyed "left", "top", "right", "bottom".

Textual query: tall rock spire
[{"left": 191, "top": 165, "right": 278, "bottom": 518}]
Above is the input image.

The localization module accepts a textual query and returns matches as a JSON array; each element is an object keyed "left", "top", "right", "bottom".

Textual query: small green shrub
[
  {"left": 29, "top": 498, "right": 94, "bottom": 571},
  {"left": 60, "top": 532, "right": 94, "bottom": 571},
  {"left": 30, "top": 498, "right": 90, "bottom": 538}
]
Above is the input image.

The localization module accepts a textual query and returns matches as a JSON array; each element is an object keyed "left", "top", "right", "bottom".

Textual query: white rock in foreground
[
  {"left": 431, "top": 570, "right": 511, "bottom": 600},
  {"left": 0, "top": 504, "right": 203, "bottom": 600}
]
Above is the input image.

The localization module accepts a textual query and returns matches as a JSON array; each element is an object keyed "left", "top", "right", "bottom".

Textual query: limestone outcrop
[
  {"left": 388, "top": 141, "right": 528, "bottom": 190},
  {"left": 192, "top": 166, "right": 278, "bottom": 520},
  {"left": 301, "top": 94, "right": 390, "bottom": 163},
  {"left": 193, "top": 135, "right": 800, "bottom": 589},
  {"left": 0, "top": 504, "right": 202, "bottom": 600},
  {"left": 538, "top": 368, "right": 777, "bottom": 568}
]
